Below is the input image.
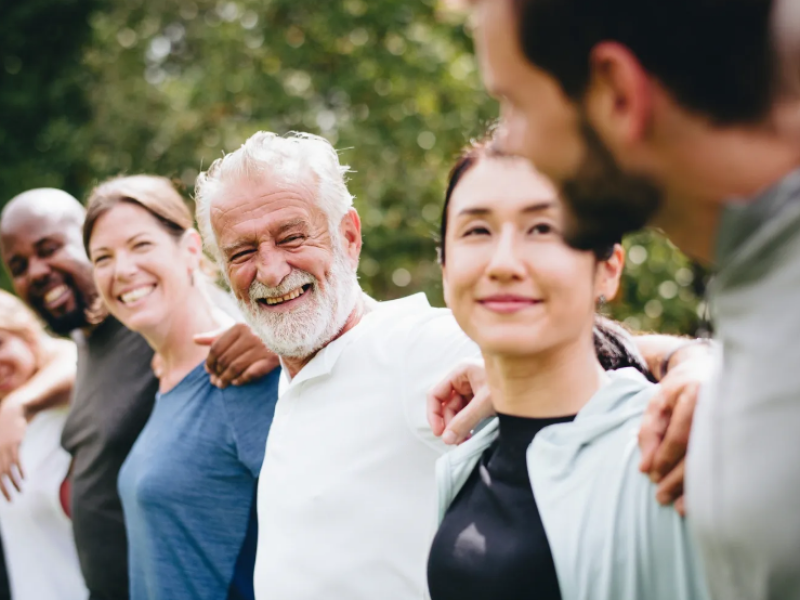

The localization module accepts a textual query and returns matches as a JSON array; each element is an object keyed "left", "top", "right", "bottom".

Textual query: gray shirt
[
  {"left": 61, "top": 317, "right": 158, "bottom": 600},
  {"left": 687, "top": 169, "right": 800, "bottom": 600}
]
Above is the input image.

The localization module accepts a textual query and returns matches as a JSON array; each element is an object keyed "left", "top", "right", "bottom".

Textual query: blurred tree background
[{"left": 0, "top": 0, "right": 706, "bottom": 334}]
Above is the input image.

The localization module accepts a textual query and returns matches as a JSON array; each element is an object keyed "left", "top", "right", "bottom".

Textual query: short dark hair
[{"left": 513, "top": 0, "right": 776, "bottom": 124}]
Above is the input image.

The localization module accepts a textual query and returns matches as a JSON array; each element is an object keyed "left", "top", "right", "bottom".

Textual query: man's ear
[
  {"left": 595, "top": 243, "right": 625, "bottom": 302},
  {"left": 339, "top": 209, "right": 363, "bottom": 268},
  {"left": 585, "top": 42, "right": 654, "bottom": 147}
]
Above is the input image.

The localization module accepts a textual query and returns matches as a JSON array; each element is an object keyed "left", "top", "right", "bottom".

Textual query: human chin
[
  {"left": 474, "top": 323, "right": 544, "bottom": 357},
  {"left": 31, "top": 283, "right": 91, "bottom": 335},
  {"left": 560, "top": 120, "right": 662, "bottom": 251},
  {"left": 241, "top": 251, "right": 359, "bottom": 358}
]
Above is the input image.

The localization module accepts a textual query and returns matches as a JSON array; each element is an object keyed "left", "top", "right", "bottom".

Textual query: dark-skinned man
[{"left": 0, "top": 188, "right": 278, "bottom": 600}]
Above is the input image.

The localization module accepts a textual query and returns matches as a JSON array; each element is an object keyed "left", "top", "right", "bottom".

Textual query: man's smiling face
[{"left": 1, "top": 202, "right": 96, "bottom": 335}]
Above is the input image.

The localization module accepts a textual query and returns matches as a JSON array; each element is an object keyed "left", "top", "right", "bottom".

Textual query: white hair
[{"left": 195, "top": 131, "right": 355, "bottom": 261}]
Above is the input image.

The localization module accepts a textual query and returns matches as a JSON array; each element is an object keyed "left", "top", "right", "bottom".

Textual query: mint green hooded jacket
[{"left": 435, "top": 368, "right": 710, "bottom": 600}]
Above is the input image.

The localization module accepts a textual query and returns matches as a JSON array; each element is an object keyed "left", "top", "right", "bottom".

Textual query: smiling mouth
[
  {"left": 43, "top": 284, "right": 71, "bottom": 307},
  {"left": 258, "top": 284, "right": 312, "bottom": 307},
  {"left": 119, "top": 285, "right": 156, "bottom": 305}
]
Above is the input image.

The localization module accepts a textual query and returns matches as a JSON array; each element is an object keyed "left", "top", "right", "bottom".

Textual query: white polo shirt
[{"left": 254, "top": 293, "right": 480, "bottom": 600}]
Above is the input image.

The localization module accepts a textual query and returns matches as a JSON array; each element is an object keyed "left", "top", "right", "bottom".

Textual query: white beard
[{"left": 237, "top": 242, "right": 360, "bottom": 359}]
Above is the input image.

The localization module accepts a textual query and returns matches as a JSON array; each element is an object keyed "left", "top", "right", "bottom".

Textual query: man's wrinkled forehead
[{"left": 210, "top": 172, "right": 320, "bottom": 221}]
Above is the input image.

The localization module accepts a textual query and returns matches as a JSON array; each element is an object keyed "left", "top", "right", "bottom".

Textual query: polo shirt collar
[{"left": 279, "top": 293, "right": 432, "bottom": 393}]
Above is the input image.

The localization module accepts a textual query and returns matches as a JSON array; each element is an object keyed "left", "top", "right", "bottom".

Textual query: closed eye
[
  {"left": 38, "top": 244, "right": 59, "bottom": 258},
  {"left": 230, "top": 249, "right": 255, "bottom": 263},
  {"left": 8, "top": 259, "right": 26, "bottom": 277},
  {"left": 280, "top": 234, "right": 306, "bottom": 246}
]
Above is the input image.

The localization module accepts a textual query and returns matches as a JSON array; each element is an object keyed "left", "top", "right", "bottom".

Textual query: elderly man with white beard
[{"left": 194, "top": 131, "right": 481, "bottom": 600}]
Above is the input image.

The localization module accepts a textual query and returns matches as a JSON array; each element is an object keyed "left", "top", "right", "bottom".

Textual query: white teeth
[
  {"left": 120, "top": 286, "right": 155, "bottom": 304},
  {"left": 44, "top": 285, "right": 69, "bottom": 305},
  {"left": 264, "top": 287, "right": 305, "bottom": 305}
]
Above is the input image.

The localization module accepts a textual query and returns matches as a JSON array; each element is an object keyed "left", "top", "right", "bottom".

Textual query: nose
[
  {"left": 255, "top": 245, "right": 292, "bottom": 288},
  {"left": 486, "top": 226, "right": 526, "bottom": 282},
  {"left": 112, "top": 251, "right": 138, "bottom": 281},
  {"left": 28, "top": 256, "right": 51, "bottom": 284}
]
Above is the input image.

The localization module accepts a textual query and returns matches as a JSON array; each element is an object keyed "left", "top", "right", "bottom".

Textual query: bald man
[
  {"left": 0, "top": 188, "right": 278, "bottom": 600},
  {"left": 2, "top": 190, "right": 96, "bottom": 335}
]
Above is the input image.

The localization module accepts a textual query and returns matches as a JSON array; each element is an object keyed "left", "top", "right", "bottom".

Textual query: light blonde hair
[{"left": 0, "top": 290, "right": 46, "bottom": 370}]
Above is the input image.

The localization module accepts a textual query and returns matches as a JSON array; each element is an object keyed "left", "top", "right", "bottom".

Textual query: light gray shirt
[{"left": 687, "top": 168, "right": 800, "bottom": 600}]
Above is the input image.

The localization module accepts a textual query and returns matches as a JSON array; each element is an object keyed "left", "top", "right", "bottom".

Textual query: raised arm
[{"left": 0, "top": 337, "right": 76, "bottom": 500}]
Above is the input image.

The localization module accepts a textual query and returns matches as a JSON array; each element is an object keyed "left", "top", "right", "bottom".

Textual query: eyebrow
[
  {"left": 275, "top": 218, "right": 307, "bottom": 235},
  {"left": 457, "top": 201, "right": 554, "bottom": 217},
  {"left": 220, "top": 218, "right": 308, "bottom": 254},
  {"left": 32, "top": 235, "right": 62, "bottom": 249},
  {"left": 91, "top": 232, "right": 149, "bottom": 255}
]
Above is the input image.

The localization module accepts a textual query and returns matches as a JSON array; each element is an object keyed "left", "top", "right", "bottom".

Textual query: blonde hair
[{"left": 0, "top": 290, "right": 46, "bottom": 370}]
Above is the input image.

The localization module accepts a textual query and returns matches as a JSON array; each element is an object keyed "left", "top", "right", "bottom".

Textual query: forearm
[
  {"left": 2, "top": 338, "right": 76, "bottom": 419},
  {"left": 635, "top": 333, "right": 716, "bottom": 381},
  {"left": 633, "top": 334, "right": 689, "bottom": 381}
]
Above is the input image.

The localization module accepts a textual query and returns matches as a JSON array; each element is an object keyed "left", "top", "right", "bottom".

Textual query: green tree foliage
[{"left": 0, "top": 0, "right": 704, "bottom": 334}]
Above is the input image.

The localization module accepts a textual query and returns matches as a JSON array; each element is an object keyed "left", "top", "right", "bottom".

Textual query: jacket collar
[{"left": 447, "top": 367, "right": 653, "bottom": 459}]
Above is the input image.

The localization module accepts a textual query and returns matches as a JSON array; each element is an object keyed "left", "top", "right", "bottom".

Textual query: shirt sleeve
[
  {"left": 399, "top": 308, "right": 482, "bottom": 453},
  {"left": 220, "top": 369, "right": 282, "bottom": 477}
]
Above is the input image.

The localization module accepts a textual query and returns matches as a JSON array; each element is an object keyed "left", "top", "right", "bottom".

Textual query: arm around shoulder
[{"left": 5, "top": 336, "right": 76, "bottom": 418}]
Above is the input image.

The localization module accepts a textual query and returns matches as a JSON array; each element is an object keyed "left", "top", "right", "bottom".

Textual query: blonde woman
[
  {"left": 83, "top": 175, "right": 280, "bottom": 600},
  {"left": 0, "top": 290, "right": 86, "bottom": 600}
]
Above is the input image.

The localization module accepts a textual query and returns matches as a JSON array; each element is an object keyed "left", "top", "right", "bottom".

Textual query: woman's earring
[
  {"left": 597, "top": 295, "right": 607, "bottom": 307},
  {"left": 189, "top": 270, "right": 195, "bottom": 287}
]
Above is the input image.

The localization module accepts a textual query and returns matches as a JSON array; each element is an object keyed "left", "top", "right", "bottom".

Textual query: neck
[
  {"left": 281, "top": 293, "right": 371, "bottom": 379},
  {"left": 655, "top": 124, "right": 800, "bottom": 264},
  {"left": 143, "top": 296, "right": 222, "bottom": 392},
  {"left": 484, "top": 335, "right": 606, "bottom": 418}
]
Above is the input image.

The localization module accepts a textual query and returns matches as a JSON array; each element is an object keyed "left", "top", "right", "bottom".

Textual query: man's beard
[
  {"left": 560, "top": 118, "right": 664, "bottom": 251},
  {"left": 42, "top": 307, "right": 90, "bottom": 336},
  {"left": 237, "top": 241, "right": 361, "bottom": 359},
  {"left": 29, "top": 277, "right": 93, "bottom": 336}
]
